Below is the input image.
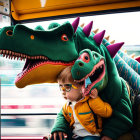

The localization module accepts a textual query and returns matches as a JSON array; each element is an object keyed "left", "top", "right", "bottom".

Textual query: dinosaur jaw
[
  {"left": 75, "top": 59, "right": 105, "bottom": 95},
  {"left": 0, "top": 49, "right": 75, "bottom": 88},
  {"left": 15, "top": 59, "right": 74, "bottom": 88}
]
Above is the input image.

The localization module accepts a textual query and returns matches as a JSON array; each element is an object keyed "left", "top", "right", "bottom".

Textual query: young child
[{"left": 47, "top": 66, "right": 113, "bottom": 140}]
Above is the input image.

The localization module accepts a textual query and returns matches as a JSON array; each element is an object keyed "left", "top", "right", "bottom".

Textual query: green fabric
[
  {"left": 114, "top": 54, "right": 140, "bottom": 93},
  {"left": 101, "top": 78, "right": 133, "bottom": 139},
  {"left": 71, "top": 48, "right": 133, "bottom": 139},
  {"left": 102, "top": 37, "right": 140, "bottom": 94},
  {"left": 51, "top": 109, "right": 72, "bottom": 136},
  {"left": 118, "top": 50, "right": 140, "bottom": 75},
  {"left": 0, "top": 23, "right": 78, "bottom": 62}
]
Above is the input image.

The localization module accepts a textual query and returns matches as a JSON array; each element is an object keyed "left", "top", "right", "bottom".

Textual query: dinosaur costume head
[
  {"left": 0, "top": 21, "right": 78, "bottom": 88},
  {"left": 71, "top": 49, "right": 107, "bottom": 95}
]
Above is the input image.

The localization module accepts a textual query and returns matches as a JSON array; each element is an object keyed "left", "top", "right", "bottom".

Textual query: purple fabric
[
  {"left": 135, "top": 57, "right": 140, "bottom": 63},
  {"left": 106, "top": 42, "right": 124, "bottom": 58},
  {"left": 72, "top": 17, "right": 80, "bottom": 33},
  {"left": 83, "top": 21, "right": 93, "bottom": 37},
  {"left": 93, "top": 30, "right": 105, "bottom": 46}
]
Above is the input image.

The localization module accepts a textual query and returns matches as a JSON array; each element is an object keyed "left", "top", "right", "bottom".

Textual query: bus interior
[{"left": 0, "top": 0, "right": 140, "bottom": 139}]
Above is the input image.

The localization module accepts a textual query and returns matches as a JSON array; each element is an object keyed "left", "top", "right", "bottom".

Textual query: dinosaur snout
[{"left": 77, "top": 71, "right": 80, "bottom": 76}]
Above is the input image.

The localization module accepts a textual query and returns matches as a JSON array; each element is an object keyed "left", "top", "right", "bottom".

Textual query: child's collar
[
  {"left": 67, "top": 95, "right": 90, "bottom": 105},
  {"left": 78, "top": 95, "right": 90, "bottom": 102}
]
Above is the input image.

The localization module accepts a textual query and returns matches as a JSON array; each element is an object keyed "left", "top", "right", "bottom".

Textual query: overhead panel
[{"left": 11, "top": 0, "right": 140, "bottom": 21}]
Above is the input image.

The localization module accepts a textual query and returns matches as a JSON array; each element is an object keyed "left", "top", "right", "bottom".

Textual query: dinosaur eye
[
  {"left": 80, "top": 52, "right": 90, "bottom": 63},
  {"left": 61, "top": 34, "right": 68, "bottom": 41}
]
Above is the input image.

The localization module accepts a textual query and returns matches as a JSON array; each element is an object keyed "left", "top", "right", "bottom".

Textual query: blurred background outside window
[{"left": 0, "top": 0, "right": 11, "bottom": 28}]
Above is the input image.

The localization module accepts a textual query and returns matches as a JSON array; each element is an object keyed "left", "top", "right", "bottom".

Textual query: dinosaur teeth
[
  {"left": 14, "top": 56, "right": 16, "bottom": 59},
  {"left": 27, "top": 55, "right": 49, "bottom": 60},
  {"left": 10, "top": 56, "right": 13, "bottom": 59},
  {"left": 0, "top": 49, "right": 54, "bottom": 63},
  {"left": 0, "top": 49, "right": 29, "bottom": 60},
  {"left": 17, "top": 73, "right": 22, "bottom": 78},
  {"left": 9, "top": 51, "right": 12, "bottom": 55},
  {"left": 6, "top": 54, "right": 9, "bottom": 58}
]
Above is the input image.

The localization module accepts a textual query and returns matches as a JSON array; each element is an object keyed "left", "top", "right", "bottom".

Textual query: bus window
[{"left": 0, "top": 0, "right": 11, "bottom": 28}]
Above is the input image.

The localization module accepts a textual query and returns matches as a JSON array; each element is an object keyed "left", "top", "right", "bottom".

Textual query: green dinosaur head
[
  {"left": 0, "top": 22, "right": 78, "bottom": 88},
  {"left": 71, "top": 49, "right": 108, "bottom": 95},
  {"left": 0, "top": 22, "right": 78, "bottom": 61}
]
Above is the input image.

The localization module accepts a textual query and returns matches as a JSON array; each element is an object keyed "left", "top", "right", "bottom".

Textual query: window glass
[
  {"left": 1, "top": 11, "right": 140, "bottom": 137},
  {"left": 0, "top": 0, "right": 11, "bottom": 28},
  {"left": 0, "top": 0, "right": 10, "bottom": 15},
  {"left": 23, "top": 11, "right": 140, "bottom": 55}
]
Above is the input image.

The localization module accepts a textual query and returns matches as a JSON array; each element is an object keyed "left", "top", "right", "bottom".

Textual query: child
[{"left": 47, "top": 66, "right": 113, "bottom": 140}]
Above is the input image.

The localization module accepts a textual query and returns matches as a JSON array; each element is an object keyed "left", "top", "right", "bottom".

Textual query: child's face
[{"left": 58, "top": 80, "right": 83, "bottom": 102}]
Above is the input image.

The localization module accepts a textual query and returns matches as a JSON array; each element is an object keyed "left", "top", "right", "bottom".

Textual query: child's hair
[
  {"left": 57, "top": 66, "right": 84, "bottom": 85},
  {"left": 57, "top": 66, "right": 74, "bottom": 83}
]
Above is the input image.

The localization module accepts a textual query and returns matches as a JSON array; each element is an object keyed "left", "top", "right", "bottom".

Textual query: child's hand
[
  {"left": 90, "top": 88, "right": 98, "bottom": 99},
  {"left": 101, "top": 136, "right": 112, "bottom": 140},
  {"left": 44, "top": 132, "right": 68, "bottom": 140}
]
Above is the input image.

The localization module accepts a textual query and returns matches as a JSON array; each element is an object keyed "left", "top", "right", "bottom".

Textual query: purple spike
[
  {"left": 72, "top": 17, "right": 80, "bottom": 33},
  {"left": 83, "top": 21, "right": 93, "bottom": 37},
  {"left": 93, "top": 30, "right": 105, "bottom": 46},
  {"left": 106, "top": 42, "right": 124, "bottom": 58}
]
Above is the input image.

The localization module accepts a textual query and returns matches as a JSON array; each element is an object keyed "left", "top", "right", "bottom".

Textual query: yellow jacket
[{"left": 62, "top": 96, "right": 112, "bottom": 135}]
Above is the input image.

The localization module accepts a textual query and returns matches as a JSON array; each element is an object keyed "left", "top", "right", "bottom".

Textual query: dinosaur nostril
[
  {"left": 78, "top": 62, "right": 84, "bottom": 67},
  {"left": 6, "top": 30, "right": 13, "bottom": 36}
]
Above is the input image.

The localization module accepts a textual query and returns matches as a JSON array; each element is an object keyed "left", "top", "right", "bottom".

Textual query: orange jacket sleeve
[{"left": 89, "top": 96, "right": 113, "bottom": 118}]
